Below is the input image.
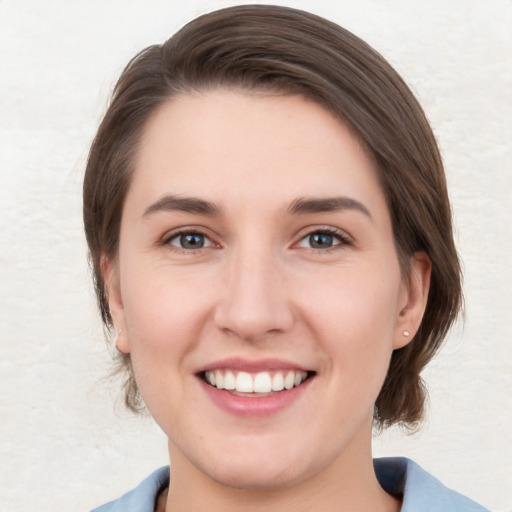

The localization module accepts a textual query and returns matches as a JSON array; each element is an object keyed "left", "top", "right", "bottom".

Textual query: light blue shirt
[{"left": 90, "top": 457, "right": 491, "bottom": 511}]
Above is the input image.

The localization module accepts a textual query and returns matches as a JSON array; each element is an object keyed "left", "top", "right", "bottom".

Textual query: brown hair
[{"left": 83, "top": 4, "right": 462, "bottom": 428}]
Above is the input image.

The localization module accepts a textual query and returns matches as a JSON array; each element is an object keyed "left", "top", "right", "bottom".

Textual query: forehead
[{"left": 128, "top": 89, "right": 386, "bottom": 217}]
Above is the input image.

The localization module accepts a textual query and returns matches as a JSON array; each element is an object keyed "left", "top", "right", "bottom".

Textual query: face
[{"left": 107, "top": 90, "right": 429, "bottom": 491}]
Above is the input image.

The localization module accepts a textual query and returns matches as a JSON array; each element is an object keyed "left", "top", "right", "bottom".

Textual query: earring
[{"left": 403, "top": 330, "right": 410, "bottom": 337}]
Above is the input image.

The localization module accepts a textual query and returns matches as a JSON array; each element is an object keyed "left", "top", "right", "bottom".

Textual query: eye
[
  {"left": 167, "top": 232, "right": 213, "bottom": 250},
  {"left": 296, "top": 229, "right": 350, "bottom": 250}
]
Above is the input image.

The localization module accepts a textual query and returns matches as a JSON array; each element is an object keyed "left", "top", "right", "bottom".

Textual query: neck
[{"left": 163, "top": 428, "right": 400, "bottom": 512}]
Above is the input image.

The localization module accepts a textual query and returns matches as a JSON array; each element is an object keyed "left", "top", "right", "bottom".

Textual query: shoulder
[
  {"left": 374, "top": 457, "right": 492, "bottom": 512},
  {"left": 89, "top": 466, "right": 169, "bottom": 512}
]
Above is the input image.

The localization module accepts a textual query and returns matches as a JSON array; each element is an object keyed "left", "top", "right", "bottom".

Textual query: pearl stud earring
[{"left": 403, "top": 330, "right": 410, "bottom": 337}]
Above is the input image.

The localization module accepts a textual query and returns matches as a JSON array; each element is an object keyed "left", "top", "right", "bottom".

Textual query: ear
[
  {"left": 101, "top": 254, "right": 130, "bottom": 354},
  {"left": 394, "top": 252, "right": 431, "bottom": 349}
]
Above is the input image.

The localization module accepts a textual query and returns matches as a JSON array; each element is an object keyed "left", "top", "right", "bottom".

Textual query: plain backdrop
[{"left": 0, "top": 1, "right": 511, "bottom": 510}]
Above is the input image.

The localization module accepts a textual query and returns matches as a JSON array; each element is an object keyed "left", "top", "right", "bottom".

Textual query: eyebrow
[
  {"left": 287, "top": 196, "right": 372, "bottom": 219},
  {"left": 142, "top": 194, "right": 371, "bottom": 220},
  {"left": 143, "top": 195, "right": 222, "bottom": 218}
]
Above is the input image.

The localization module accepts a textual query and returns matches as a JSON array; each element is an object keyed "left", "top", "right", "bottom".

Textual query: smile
[
  {"left": 197, "top": 359, "right": 315, "bottom": 416},
  {"left": 203, "top": 369, "right": 310, "bottom": 394}
]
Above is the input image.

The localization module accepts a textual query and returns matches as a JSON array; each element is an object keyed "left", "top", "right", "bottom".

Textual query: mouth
[
  {"left": 199, "top": 368, "right": 315, "bottom": 396},
  {"left": 196, "top": 358, "right": 316, "bottom": 416}
]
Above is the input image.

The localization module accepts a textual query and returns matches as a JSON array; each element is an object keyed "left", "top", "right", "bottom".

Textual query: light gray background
[{"left": 0, "top": 1, "right": 510, "bottom": 510}]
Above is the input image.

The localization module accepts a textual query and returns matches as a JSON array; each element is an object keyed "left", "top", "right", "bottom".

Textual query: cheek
[
  {"left": 118, "top": 271, "right": 205, "bottom": 415},
  {"left": 302, "top": 263, "right": 401, "bottom": 331},
  {"left": 295, "top": 263, "right": 402, "bottom": 371},
  {"left": 119, "top": 266, "right": 205, "bottom": 364}
]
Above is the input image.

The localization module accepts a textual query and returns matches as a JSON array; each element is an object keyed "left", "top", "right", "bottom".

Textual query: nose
[{"left": 213, "top": 247, "right": 295, "bottom": 342}]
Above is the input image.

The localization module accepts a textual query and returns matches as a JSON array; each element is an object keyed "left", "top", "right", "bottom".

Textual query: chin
[
  {"left": 192, "top": 439, "right": 328, "bottom": 493},
  {"left": 207, "top": 460, "right": 306, "bottom": 492}
]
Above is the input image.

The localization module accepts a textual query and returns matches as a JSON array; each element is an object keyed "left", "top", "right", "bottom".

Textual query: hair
[{"left": 83, "top": 4, "right": 462, "bottom": 429}]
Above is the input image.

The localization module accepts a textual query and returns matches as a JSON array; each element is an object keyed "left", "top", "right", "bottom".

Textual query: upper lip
[{"left": 196, "top": 357, "right": 313, "bottom": 374}]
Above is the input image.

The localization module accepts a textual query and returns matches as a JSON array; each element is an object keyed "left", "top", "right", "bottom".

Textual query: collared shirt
[{"left": 90, "top": 457, "right": 491, "bottom": 511}]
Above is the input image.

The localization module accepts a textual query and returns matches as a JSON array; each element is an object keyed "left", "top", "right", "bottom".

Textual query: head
[{"left": 84, "top": 4, "right": 461, "bottom": 432}]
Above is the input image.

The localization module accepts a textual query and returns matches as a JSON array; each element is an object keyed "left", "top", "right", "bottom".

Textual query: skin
[{"left": 105, "top": 90, "right": 431, "bottom": 512}]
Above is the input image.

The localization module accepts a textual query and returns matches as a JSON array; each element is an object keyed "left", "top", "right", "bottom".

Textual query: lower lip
[{"left": 199, "top": 377, "right": 313, "bottom": 417}]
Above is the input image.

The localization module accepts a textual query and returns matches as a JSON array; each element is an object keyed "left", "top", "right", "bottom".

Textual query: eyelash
[
  {"left": 295, "top": 227, "right": 352, "bottom": 252},
  {"left": 161, "top": 229, "right": 217, "bottom": 253},
  {"left": 161, "top": 227, "right": 352, "bottom": 253}
]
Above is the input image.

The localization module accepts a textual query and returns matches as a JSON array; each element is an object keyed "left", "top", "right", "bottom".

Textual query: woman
[{"left": 84, "top": 5, "right": 490, "bottom": 511}]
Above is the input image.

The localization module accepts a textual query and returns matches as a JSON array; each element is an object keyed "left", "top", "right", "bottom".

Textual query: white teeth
[
  {"left": 271, "top": 372, "right": 285, "bottom": 391},
  {"left": 253, "top": 372, "right": 272, "bottom": 393},
  {"left": 204, "top": 369, "right": 309, "bottom": 393},
  {"left": 236, "top": 371, "right": 254, "bottom": 392},
  {"left": 224, "top": 370, "right": 236, "bottom": 390},
  {"left": 284, "top": 371, "right": 295, "bottom": 390},
  {"left": 215, "top": 370, "right": 224, "bottom": 389}
]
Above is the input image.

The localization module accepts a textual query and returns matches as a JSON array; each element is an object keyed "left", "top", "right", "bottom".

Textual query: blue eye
[
  {"left": 297, "top": 230, "right": 346, "bottom": 249},
  {"left": 169, "top": 233, "right": 212, "bottom": 249},
  {"left": 309, "top": 233, "right": 335, "bottom": 249}
]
